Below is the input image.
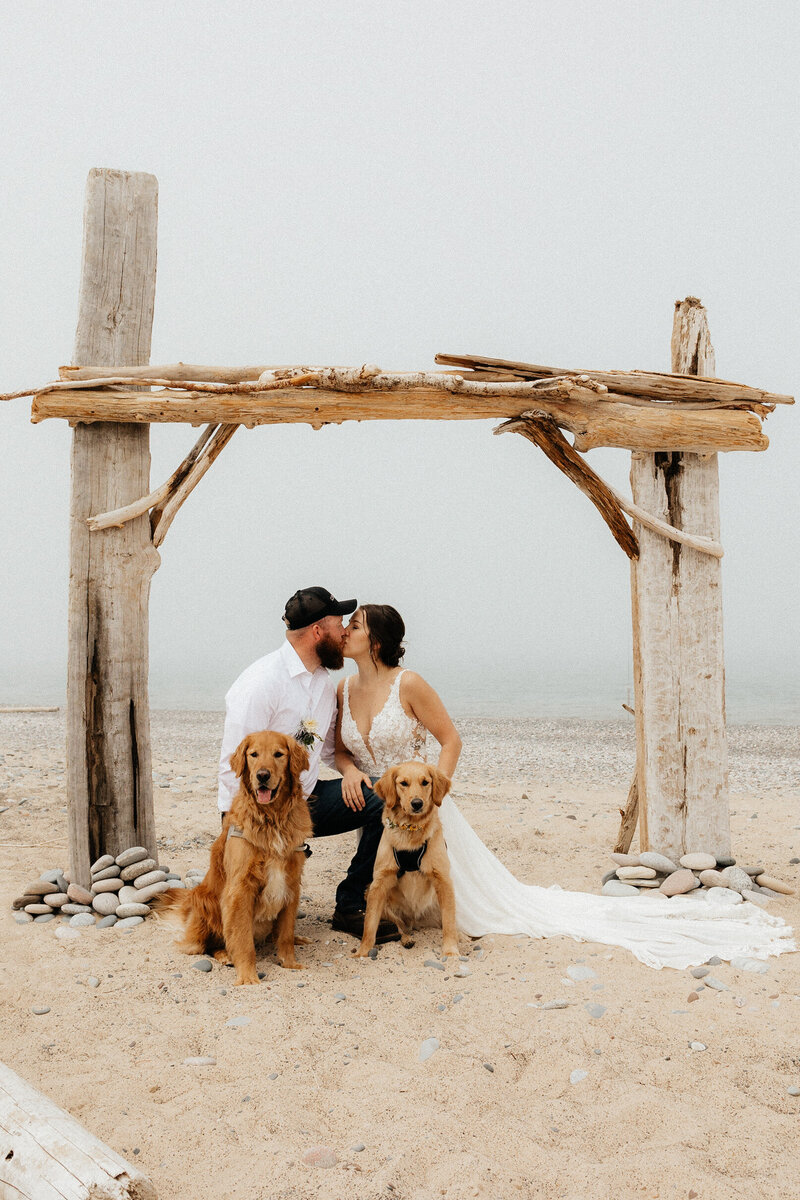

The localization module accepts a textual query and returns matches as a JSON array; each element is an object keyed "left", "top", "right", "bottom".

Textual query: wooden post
[
  {"left": 629, "top": 298, "right": 731, "bottom": 860},
  {"left": 67, "top": 169, "right": 160, "bottom": 886}
]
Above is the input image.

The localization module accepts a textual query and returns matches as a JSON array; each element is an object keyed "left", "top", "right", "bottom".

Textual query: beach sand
[{"left": 1, "top": 710, "right": 799, "bottom": 1200}]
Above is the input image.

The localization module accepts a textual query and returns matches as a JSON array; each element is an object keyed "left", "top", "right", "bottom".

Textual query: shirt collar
[{"left": 280, "top": 638, "right": 320, "bottom": 680}]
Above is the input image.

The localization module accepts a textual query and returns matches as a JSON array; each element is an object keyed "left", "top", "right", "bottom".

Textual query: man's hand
[{"left": 341, "top": 766, "right": 372, "bottom": 811}]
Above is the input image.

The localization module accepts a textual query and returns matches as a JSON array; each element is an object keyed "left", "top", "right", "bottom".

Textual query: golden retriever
[
  {"left": 155, "top": 730, "right": 312, "bottom": 985},
  {"left": 354, "top": 761, "right": 459, "bottom": 960}
]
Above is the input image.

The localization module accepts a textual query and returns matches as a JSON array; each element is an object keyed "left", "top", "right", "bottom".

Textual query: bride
[{"left": 335, "top": 603, "right": 794, "bottom": 971}]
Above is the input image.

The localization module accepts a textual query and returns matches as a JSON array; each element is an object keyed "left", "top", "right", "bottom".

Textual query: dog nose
[
  {"left": 256, "top": 769, "right": 271, "bottom": 784},
  {"left": 411, "top": 798, "right": 424, "bottom": 812}
]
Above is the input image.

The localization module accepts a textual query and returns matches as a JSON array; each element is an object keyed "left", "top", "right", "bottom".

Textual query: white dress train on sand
[{"left": 340, "top": 672, "right": 795, "bottom": 971}]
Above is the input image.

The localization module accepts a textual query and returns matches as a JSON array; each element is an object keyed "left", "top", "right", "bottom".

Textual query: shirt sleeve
[{"left": 217, "top": 682, "right": 276, "bottom": 811}]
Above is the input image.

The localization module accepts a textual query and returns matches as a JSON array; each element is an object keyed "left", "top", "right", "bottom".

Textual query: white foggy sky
[{"left": 1, "top": 2, "right": 798, "bottom": 716}]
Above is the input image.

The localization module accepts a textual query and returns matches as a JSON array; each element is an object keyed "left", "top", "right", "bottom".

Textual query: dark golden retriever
[
  {"left": 354, "top": 761, "right": 459, "bottom": 961},
  {"left": 155, "top": 730, "right": 312, "bottom": 985}
]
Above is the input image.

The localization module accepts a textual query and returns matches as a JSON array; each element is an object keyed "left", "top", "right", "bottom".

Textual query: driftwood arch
[{"left": 3, "top": 169, "right": 794, "bottom": 887}]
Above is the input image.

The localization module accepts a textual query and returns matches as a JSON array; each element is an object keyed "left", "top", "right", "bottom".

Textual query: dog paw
[
  {"left": 278, "top": 959, "right": 305, "bottom": 971},
  {"left": 293, "top": 935, "right": 312, "bottom": 945},
  {"left": 401, "top": 937, "right": 415, "bottom": 949},
  {"left": 234, "top": 974, "right": 260, "bottom": 986},
  {"left": 213, "top": 950, "right": 232, "bottom": 965}
]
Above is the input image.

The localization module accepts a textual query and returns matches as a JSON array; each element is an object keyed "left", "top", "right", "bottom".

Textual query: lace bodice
[{"left": 341, "top": 670, "right": 427, "bottom": 775}]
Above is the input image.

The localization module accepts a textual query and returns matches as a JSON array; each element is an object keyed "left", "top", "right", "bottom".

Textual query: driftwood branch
[
  {"left": 436, "top": 351, "right": 793, "bottom": 409},
  {"left": 614, "top": 775, "right": 640, "bottom": 854},
  {"left": 150, "top": 423, "right": 238, "bottom": 547},
  {"left": 497, "top": 416, "right": 639, "bottom": 558}
]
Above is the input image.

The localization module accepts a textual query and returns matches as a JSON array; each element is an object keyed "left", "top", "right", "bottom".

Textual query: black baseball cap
[{"left": 283, "top": 587, "right": 357, "bottom": 630}]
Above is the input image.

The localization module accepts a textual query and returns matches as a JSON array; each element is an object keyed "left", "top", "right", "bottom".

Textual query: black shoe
[{"left": 331, "top": 908, "right": 401, "bottom": 943}]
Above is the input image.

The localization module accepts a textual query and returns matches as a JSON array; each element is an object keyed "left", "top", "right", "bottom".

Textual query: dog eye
[
  {"left": 273, "top": 751, "right": 284, "bottom": 758},
  {"left": 248, "top": 751, "right": 258, "bottom": 757},
  {"left": 421, "top": 779, "right": 430, "bottom": 787},
  {"left": 398, "top": 780, "right": 409, "bottom": 788}
]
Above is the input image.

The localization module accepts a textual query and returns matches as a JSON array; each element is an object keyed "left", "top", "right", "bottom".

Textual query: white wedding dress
[{"left": 341, "top": 672, "right": 795, "bottom": 970}]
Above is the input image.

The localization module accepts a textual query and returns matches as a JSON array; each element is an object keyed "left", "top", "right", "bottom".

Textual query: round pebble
[
  {"left": 133, "top": 869, "right": 168, "bottom": 890},
  {"left": 788, "top": 1086, "right": 800, "bottom": 1097},
  {"left": 351, "top": 1143, "right": 366, "bottom": 1153},
  {"left": 118, "top": 885, "right": 140, "bottom": 905},
  {"left": 602, "top": 880, "right": 639, "bottom": 897},
  {"left": 13, "top": 912, "right": 33, "bottom": 924},
  {"left": 115, "top": 915, "right": 144, "bottom": 930},
  {"left": 96, "top": 914, "right": 118, "bottom": 928},
  {"left": 419, "top": 1037, "right": 439, "bottom": 1062},
  {"left": 301, "top": 1146, "right": 338, "bottom": 1169},
  {"left": 116, "top": 903, "right": 150, "bottom": 919},
  {"left": 705, "top": 888, "right": 743, "bottom": 905},
  {"left": 115, "top": 846, "right": 150, "bottom": 868},
  {"left": 92, "top": 878, "right": 124, "bottom": 894},
  {"left": 120, "top": 858, "right": 157, "bottom": 882},
  {"left": 698, "top": 870, "right": 727, "bottom": 888},
  {"left": 91, "top": 865, "right": 121, "bottom": 882},
  {"left": 61, "top": 903, "right": 92, "bottom": 915},
  {"left": 741, "top": 890, "right": 771, "bottom": 908},
  {"left": 24, "top": 903, "right": 54, "bottom": 915},
  {"left": 70, "top": 913, "right": 96, "bottom": 927},
  {"left": 34, "top": 913, "right": 56, "bottom": 923},
  {"left": 755, "top": 874, "right": 794, "bottom": 895},
  {"left": 610, "top": 852, "right": 640, "bottom": 866},
  {"left": 90, "top": 854, "right": 115, "bottom": 873},
  {"left": 679, "top": 853, "right": 716, "bottom": 871},
  {"left": 689, "top": 1042, "right": 707, "bottom": 1051},
  {"left": 87, "top": 977, "right": 100, "bottom": 987},
  {"left": 721, "top": 866, "right": 755, "bottom": 895},
  {"left": 660, "top": 870, "right": 699, "bottom": 897},
  {"left": 31, "top": 1006, "right": 50, "bottom": 1015},
  {"left": 638, "top": 852, "right": 679, "bottom": 873},
  {"left": 134, "top": 881, "right": 171, "bottom": 904},
  {"left": 67, "top": 883, "right": 93, "bottom": 906},
  {"left": 616, "top": 866, "right": 657, "bottom": 880},
  {"left": 92, "top": 894, "right": 119, "bottom": 916},
  {"left": 192, "top": 959, "right": 213, "bottom": 972},
  {"left": 46, "top": 893, "right": 69, "bottom": 908},
  {"left": 24, "top": 880, "right": 59, "bottom": 897}
]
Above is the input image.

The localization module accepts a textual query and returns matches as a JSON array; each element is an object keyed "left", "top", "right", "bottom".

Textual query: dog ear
[
  {"left": 374, "top": 766, "right": 398, "bottom": 808},
  {"left": 230, "top": 736, "right": 251, "bottom": 782},
  {"left": 287, "top": 735, "right": 310, "bottom": 782},
  {"left": 429, "top": 765, "right": 452, "bottom": 807}
]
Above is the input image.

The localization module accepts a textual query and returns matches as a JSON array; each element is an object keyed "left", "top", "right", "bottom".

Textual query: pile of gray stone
[
  {"left": 602, "top": 850, "right": 795, "bottom": 904},
  {"left": 11, "top": 846, "right": 205, "bottom": 930}
]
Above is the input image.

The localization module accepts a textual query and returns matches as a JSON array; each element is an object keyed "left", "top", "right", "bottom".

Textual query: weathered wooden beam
[
  {"left": 31, "top": 385, "right": 769, "bottom": 452},
  {"left": 0, "top": 1060, "right": 157, "bottom": 1199},
  {"left": 435, "top": 349, "right": 794, "bottom": 408},
  {"left": 614, "top": 774, "right": 640, "bottom": 854},
  {"left": 629, "top": 298, "right": 731, "bottom": 861},
  {"left": 67, "top": 168, "right": 159, "bottom": 888}
]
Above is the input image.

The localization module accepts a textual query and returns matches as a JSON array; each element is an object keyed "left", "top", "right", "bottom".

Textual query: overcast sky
[{"left": 1, "top": 2, "right": 798, "bottom": 719}]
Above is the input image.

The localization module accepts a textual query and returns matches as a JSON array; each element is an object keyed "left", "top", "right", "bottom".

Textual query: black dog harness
[{"left": 392, "top": 843, "right": 428, "bottom": 877}]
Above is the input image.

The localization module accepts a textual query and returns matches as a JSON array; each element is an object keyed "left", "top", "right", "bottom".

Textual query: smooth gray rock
[
  {"left": 602, "top": 880, "right": 639, "bottom": 897},
  {"left": 689, "top": 1041, "right": 707, "bottom": 1051},
  {"left": 92, "top": 894, "right": 119, "bottom": 916},
  {"left": 601, "top": 870, "right": 617, "bottom": 885},
  {"left": 419, "top": 1037, "right": 439, "bottom": 1062},
  {"left": 690, "top": 967, "right": 710, "bottom": 978},
  {"left": 788, "top": 1086, "right": 800, "bottom": 1097},
  {"left": 134, "top": 881, "right": 171, "bottom": 904},
  {"left": 351, "top": 1143, "right": 366, "bottom": 1153},
  {"left": 721, "top": 865, "right": 755, "bottom": 894},
  {"left": 567, "top": 965, "right": 597, "bottom": 982},
  {"left": 70, "top": 913, "right": 96, "bottom": 927},
  {"left": 34, "top": 913, "right": 56, "bottom": 923},
  {"left": 116, "top": 903, "right": 149, "bottom": 919},
  {"left": 133, "top": 869, "right": 168, "bottom": 890},
  {"left": 96, "top": 914, "right": 118, "bottom": 928},
  {"left": 91, "top": 864, "right": 121, "bottom": 882},
  {"left": 24, "top": 903, "right": 53, "bottom": 915},
  {"left": 46, "top": 893, "right": 69, "bottom": 908},
  {"left": 118, "top": 885, "right": 140, "bottom": 905},
  {"left": 740, "top": 865, "right": 765, "bottom": 876},
  {"left": 115, "top": 915, "right": 145, "bottom": 930},
  {"left": 424, "top": 960, "right": 445, "bottom": 971},
  {"left": 638, "top": 852, "right": 679, "bottom": 874},
  {"left": 91, "top": 878, "right": 123, "bottom": 895},
  {"left": 24, "top": 880, "right": 59, "bottom": 897},
  {"left": 61, "top": 903, "right": 92, "bottom": 915},
  {"left": 115, "top": 846, "right": 149, "bottom": 868},
  {"left": 730, "top": 956, "right": 768, "bottom": 974},
  {"left": 192, "top": 958, "right": 213, "bottom": 972},
  {"left": 705, "top": 888, "right": 743, "bottom": 905},
  {"left": 87, "top": 976, "right": 100, "bottom": 988},
  {"left": 90, "top": 854, "right": 115, "bottom": 873},
  {"left": 680, "top": 853, "right": 716, "bottom": 871},
  {"left": 610, "top": 852, "right": 640, "bottom": 866},
  {"left": 741, "top": 890, "right": 771, "bottom": 908},
  {"left": 40, "top": 869, "right": 63, "bottom": 884},
  {"left": 31, "top": 1006, "right": 51, "bottom": 1015},
  {"left": 13, "top": 912, "right": 33, "bottom": 924},
  {"left": 704, "top": 976, "right": 729, "bottom": 991},
  {"left": 616, "top": 866, "right": 657, "bottom": 880},
  {"left": 698, "top": 870, "right": 727, "bottom": 888},
  {"left": 120, "top": 858, "right": 157, "bottom": 882}
]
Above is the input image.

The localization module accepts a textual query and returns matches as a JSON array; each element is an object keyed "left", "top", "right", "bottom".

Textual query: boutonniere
[{"left": 294, "top": 718, "right": 322, "bottom": 748}]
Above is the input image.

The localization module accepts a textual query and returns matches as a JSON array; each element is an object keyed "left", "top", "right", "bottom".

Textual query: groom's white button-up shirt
[{"left": 217, "top": 639, "right": 337, "bottom": 811}]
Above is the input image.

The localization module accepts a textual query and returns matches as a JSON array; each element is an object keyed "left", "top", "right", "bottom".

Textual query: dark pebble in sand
[{"left": 192, "top": 959, "right": 213, "bottom": 973}]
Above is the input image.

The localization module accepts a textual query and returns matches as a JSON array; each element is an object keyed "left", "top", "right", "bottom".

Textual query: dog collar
[
  {"left": 227, "top": 824, "right": 312, "bottom": 857},
  {"left": 384, "top": 817, "right": 423, "bottom": 832}
]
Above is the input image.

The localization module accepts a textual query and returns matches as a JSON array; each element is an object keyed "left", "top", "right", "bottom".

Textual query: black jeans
[{"left": 309, "top": 777, "right": 383, "bottom": 913}]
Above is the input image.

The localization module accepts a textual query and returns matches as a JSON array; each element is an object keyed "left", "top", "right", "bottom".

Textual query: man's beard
[{"left": 317, "top": 632, "right": 344, "bottom": 670}]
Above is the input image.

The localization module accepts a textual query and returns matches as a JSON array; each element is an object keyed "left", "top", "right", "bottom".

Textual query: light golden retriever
[
  {"left": 155, "top": 730, "right": 312, "bottom": 985},
  {"left": 354, "top": 761, "right": 459, "bottom": 960}
]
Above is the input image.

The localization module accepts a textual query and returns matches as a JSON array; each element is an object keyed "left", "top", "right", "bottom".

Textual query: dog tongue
[{"left": 257, "top": 787, "right": 274, "bottom": 805}]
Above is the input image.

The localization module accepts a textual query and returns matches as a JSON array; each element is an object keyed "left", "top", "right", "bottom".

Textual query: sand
[{"left": 2, "top": 710, "right": 799, "bottom": 1200}]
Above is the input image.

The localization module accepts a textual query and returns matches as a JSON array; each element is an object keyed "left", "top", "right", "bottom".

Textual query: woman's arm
[
  {"left": 401, "top": 672, "right": 462, "bottom": 779},
  {"left": 334, "top": 677, "right": 372, "bottom": 810}
]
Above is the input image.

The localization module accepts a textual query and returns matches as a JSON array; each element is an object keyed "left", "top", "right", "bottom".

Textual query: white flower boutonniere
[{"left": 294, "top": 718, "right": 322, "bottom": 748}]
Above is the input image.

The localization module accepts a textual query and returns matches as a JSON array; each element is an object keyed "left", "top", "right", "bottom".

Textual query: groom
[{"left": 217, "top": 586, "right": 399, "bottom": 943}]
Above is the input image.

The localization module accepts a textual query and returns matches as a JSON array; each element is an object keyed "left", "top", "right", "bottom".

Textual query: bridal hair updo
[{"left": 360, "top": 604, "right": 406, "bottom": 668}]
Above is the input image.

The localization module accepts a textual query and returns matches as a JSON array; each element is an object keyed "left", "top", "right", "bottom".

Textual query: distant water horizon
[{"left": 5, "top": 662, "right": 798, "bottom": 726}]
